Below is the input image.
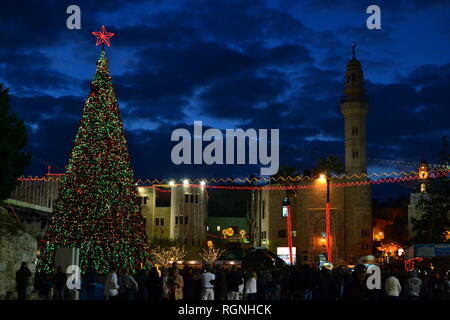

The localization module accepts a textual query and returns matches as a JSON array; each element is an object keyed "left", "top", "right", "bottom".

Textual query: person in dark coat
[
  {"left": 289, "top": 265, "right": 302, "bottom": 300},
  {"left": 194, "top": 270, "right": 203, "bottom": 300},
  {"left": 301, "top": 264, "right": 314, "bottom": 300},
  {"left": 316, "top": 267, "right": 337, "bottom": 300},
  {"left": 118, "top": 269, "right": 138, "bottom": 300},
  {"left": 183, "top": 269, "right": 196, "bottom": 301},
  {"left": 16, "top": 262, "right": 32, "bottom": 300},
  {"left": 35, "top": 272, "right": 53, "bottom": 300},
  {"left": 227, "top": 266, "right": 244, "bottom": 300},
  {"left": 134, "top": 269, "right": 148, "bottom": 300},
  {"left": 84, "top": 265, "right": 98, "bottom": 300},
  {"left": 257, "top": 269, "right": 269, "bottom": 300},
  {"left": 54, "top": 266, "right": 68, "bottom": 300},
  {"left": 343, "top": 264, "right": 370, "bottom": 300},
  {"left": 214, "top": 265, "right": 228, "bottom": 300},
  {"left": 146, "top": 267, "right": 162, "bottom": 301}
]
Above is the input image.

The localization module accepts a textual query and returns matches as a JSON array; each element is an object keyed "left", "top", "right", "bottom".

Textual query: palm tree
[{"left": 317, "top": 155, "right": 344, "bottom": 178}]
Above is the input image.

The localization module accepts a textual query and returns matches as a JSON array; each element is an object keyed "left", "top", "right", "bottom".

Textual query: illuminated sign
[
  {"left": 277, "top": 247, "right": 296, "bottom": 265},
  {"left": 282, "top": 206, "right": 288, "bottom": 217}
]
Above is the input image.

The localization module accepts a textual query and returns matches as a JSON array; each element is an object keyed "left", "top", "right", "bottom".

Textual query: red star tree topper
[{"left": 92, "top": 25, "right": 115, "bottom": 47}]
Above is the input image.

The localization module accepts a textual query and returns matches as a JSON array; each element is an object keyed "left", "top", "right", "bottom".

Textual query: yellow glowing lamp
[
  {"left": 239, "top": 229, "right": 246, "bottom": 238},
  {"left": 318, "top": 174, "right": 327, "bottom": 184},
  {"left": 207, "top": 240, "right": 213, "bottom": 248},
  {"left": 418, "top": 163, "right": 428, "bottom": 180},
  {"left": 225, "top": 227, "right": 234, "bottom": 237},
  {"left": 319, "top": 237, "right": 326, "bottom": 247}
]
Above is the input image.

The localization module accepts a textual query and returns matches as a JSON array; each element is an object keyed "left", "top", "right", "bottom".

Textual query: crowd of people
[{"left": 18, "top": 261, "right": 450, "bottom": 301}]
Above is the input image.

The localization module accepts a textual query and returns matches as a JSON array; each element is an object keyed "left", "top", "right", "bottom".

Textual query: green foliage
[
  {"left": 411, "top": 193, "right": 449, "bottom": 243},
  {"left": 317, "top": 154, "right": 344, "bottom": 176},
  {"left": 271, "top": 166, "right": 300, "bottom": 198},
  {"left": 0, "top": 84, "right": 31, "bottom": 201},
  {"left": 411, "top": 138, "right": 450, "bottom": 244}
]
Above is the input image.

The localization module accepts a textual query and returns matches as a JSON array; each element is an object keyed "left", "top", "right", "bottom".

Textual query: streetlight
[
  {"left": 318, "top": 173, "right": 327, "bottom": 184},
  {"left": 318, "top": 172, "right": 332, "bottom": 264},
  {"left": 282, "top": 197, "right": 293, "bottom": 265},
  {"left": 169, "top": 180, "right": 175, "bottom": 186}
]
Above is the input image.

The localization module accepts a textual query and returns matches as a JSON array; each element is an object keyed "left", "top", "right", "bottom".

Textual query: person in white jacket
[
  {"left": 244, "top": 272, "right": 257, "bottom": 300},
  {"left": 104, "top": 269, "right": 120, "bottom": 301},
  {"left": 384, "top": 270, "right": 401, "bottom": 300}
]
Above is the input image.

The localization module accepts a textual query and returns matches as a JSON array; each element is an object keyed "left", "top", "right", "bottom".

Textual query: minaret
[{"left": 340, "top": 42, "right": 368, "bottom": 176}]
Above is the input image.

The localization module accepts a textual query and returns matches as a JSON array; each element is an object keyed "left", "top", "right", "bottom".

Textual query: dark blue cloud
[{"left": 0, "top": 0, "right": 449, "bottom": 201}]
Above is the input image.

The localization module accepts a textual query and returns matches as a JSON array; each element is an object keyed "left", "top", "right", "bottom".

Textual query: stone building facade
[
  {"left": 250, "top": 50, "right": 373, "bottom": 266},
  {"left": 0, "top": 206, "right": 37, "bottom": 299},
  {"left": 138, "top": 184, "right": 208, "bottom": 260}
]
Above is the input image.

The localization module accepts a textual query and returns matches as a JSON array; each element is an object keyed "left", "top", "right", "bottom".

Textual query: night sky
[{"left": 1, "top": 1, "right": 449, "bottom": 199}]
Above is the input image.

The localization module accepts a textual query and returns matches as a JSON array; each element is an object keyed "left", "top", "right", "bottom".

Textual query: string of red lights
[{"left": 16, "top": 170, "right": 448, "bottom": 190}]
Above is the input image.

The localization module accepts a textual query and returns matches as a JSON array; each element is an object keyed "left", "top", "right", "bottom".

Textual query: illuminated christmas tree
[{"left": 38, "top": 27, "right": 150, "bottom": 274}]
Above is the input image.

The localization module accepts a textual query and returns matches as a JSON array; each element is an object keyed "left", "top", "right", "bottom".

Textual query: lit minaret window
[{"left": 418, "top": 159, "right": 428, "bottom": 193}]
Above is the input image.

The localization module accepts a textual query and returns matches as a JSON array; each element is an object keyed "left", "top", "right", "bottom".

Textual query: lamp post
[
  {"left": 283, "top": 197, "right": 293, "bottom": 265},
  {"left": 319, "top": 173, "right": 332, "bottom": 264}
]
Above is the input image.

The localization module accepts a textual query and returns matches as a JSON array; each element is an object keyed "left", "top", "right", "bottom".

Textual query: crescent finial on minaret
[{"left": 352, "top": 41, "right": 357, "bottom": 58}]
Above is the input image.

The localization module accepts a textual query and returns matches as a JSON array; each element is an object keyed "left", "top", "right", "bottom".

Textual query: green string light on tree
[{"left": 37, "top": 27, "right": 151, "bottom": 275}]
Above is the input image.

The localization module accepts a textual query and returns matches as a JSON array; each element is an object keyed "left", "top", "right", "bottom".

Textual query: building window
[
  {"left": 292, "top": 230, "right": 297, "bottom": 238},
  {"left": 207, "top": 225, "right": 209, "bottom": 231},
  {"left": 143, "top": 197, "right": 147, "bottom": 205},
  {"left": 160, "top": 218, "right": 164, "bottom": 226},
  {"left": 261, "top": 231, "right": 267, "bottom": 239},
  {"left": 175, "top": 216, "right": 179, "bottom": 225},
  {"left": 420, "top": 183, "right": 426, "bottom": 193},
  {"left": 185, "top": 217, "right": 188, "bottom": 224},
  {"left": 278, "top": 230, "right": 287, "bottom": 238},
  {"left": 352, "top": 127, "right": 358, "bottom": 136},
  {"left": 353, "top": 151, "right": 359, "bottom": 159},
  {"left": 185, "top": 193, "right": 195, "bottom": 203},
  {"left": 217, "top": 226, "right": 221, "bottom": 232},
  {"left": 155, "top": 196, "right": 170, "bottom": 207},
  {"left": 155, "top": 218, "right": 160, "bottom": 226}
]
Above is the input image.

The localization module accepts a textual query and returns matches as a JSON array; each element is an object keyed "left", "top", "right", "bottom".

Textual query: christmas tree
[{"left": 38, "top": 45, "right": 150, "bottom": 274}]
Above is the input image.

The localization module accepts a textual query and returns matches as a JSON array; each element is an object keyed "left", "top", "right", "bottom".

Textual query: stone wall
[{"left": 0, "top": 206, "right": 37, "bottom": 300}]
